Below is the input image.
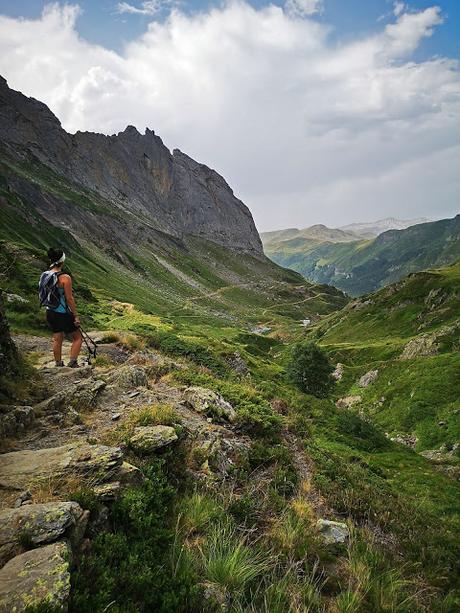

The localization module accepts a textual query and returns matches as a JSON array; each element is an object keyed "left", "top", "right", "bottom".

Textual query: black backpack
[{"left": 38, "top": 271, "right": 64, "bottom": 309}]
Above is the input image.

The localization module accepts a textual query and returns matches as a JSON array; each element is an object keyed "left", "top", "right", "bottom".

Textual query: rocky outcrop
[
  {"left": 336, "top": 395, "right": 362, "bottom": 409},
  {"left": 183, "top": 387, "right": 236, "bottom": 422},
  {"left": 0, "top": 405, "right": 34, "bottom": 437},
  {"left": 129, "top": 425, "right": 178, "bottom": 454},
  {"left": 106, "top": 365, "right": 149, "bottom": 390},
  {"left": 358, "top": 369, "right": 378, "bottom": 387},
  {"left": 317, "top": 519, "right": 349, "bottom": 545},
  {"left": 332, "top": 363, "right": 344, "bottom": 381},
  {"left": 400, "top": 334, "right": 439, "bottom": 360},
  {"left": 400, "top": 321, "right": 460, "bottom": 360},
  {"left": 34, "top": 379, "right": 106, "bottom": 424},
  {"left": 0, "top": 542, "right": 70, "bottom": 612},
  {"left": 0, "top": 76, "right": 263, "bottom": 254},
  {"left": 0, "top": 502, "right": 87, "bottom": 566},
  {"left": 0, "top": 443, "right": 123, "bottom": 490}
]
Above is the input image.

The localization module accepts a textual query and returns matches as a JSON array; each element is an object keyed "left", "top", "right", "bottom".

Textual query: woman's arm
[{"left": 61, "top": 275, "right": 80, "bottom": 324}]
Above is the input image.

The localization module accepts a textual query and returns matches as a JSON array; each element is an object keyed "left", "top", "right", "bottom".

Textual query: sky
[{"left": 0, "top": 1, "right": 459, "bottom": 231}]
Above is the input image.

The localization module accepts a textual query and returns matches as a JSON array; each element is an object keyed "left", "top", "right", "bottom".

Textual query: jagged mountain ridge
[
  {"left": 0, "top": 76, "right": 261, "bottom": 254},
  {"left": 0, "top": 77, "right": 347, "bottom": 329}
]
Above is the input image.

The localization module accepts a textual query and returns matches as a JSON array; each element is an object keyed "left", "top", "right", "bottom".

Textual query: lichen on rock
[
  {"left": 183, "top": 387, "right": 236, "bottom": 422},
  {"left": 129, "top": 425, "right": 178, "bottom": 454},
  {"left": 0, "top": 541, "right": 71, "bottom": 612}
]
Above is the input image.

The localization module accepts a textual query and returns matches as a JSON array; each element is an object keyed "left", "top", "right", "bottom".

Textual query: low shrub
[
  {"left": 70, "top": 459, "right": 200, "bottom": 612},
  {"left": 286, "top": 342, "right": 335, "bottom": 398},
  {"left": 146, "top": 330, "right": 226, "bottom": 375}
]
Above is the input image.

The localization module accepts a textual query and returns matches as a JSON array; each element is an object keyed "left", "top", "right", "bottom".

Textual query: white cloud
[
  {"left": 116, "top": 1, "right": 164, "bottom": 15},
  {"left": 285, "top": 0, "right": 323, "bottom": 18},
  {"left": 382, "top": 6, "right": 442, "bottom": 58},
  {"left": 0, "top": 1, "right": 458, "bottom": 231},
  {"left": 393, "top": 2, "right": 406, "bottom": 18}
]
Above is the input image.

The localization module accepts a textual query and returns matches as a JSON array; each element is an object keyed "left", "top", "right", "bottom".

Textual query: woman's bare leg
[
  {"left": 52, "top": 332, "right": 64, "bottom": 362},
  {"left": 70, "top": 329, "right": 83, "bottom": 361}
]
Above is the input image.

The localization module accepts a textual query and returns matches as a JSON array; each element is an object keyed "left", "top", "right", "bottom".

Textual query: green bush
[
  {"left": 146, "top": 330, "right": 226, "bottom": 375},
  {"left": 70, "top": 459, "right": 199, "bottom": 612},
  {"left": 286, "top": 342, "right": 335, "bottom": 398}
]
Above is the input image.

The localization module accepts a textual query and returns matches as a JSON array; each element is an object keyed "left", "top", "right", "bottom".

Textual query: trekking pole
[{"left": 77, "top": 323, "right": 98, "bottom": 364}]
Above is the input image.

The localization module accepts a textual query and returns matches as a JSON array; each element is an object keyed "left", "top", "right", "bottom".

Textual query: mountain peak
[{"left": 0, "top": 77, "right": 262, "bottom": 254}]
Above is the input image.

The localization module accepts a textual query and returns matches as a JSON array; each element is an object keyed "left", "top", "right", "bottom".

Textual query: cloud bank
[{"left": 0, "top": 1, "right": 458, "bottom": 230}]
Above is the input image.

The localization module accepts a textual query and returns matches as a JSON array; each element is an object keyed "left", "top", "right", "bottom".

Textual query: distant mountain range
[
  {"left": 338, "top": 217, "right": 430, "bottom": 238},
  {"left": 262, "top": 215, "right": 460, "bottom": 296}
]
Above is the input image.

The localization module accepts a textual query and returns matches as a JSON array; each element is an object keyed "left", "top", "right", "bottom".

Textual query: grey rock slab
[
  {"left": 183, "top": 387, "right": 236, "bottom": 422},
  {"left": 0, "top": 501, "right": 87, "bottom": 567},
  {"left": 317, "top": 519, "right": 349, "bottom": 545},
  {"left": 106, "top": 365, "right": 148, "bottom": 390},
  {"left": 129, "top": 425, "right": 178, "bottom": 454},
  {"left": 0, "top": 443, "right": 123, "bottom": 490},
  {"left": 34, "top": 378, "right": 106, "bottom": 418},
  {"left": 92, "top": 482, "right": 121, "bottom": 501},
  {"left": 0, "top": 541, "right": 70, "bottom": 612}
]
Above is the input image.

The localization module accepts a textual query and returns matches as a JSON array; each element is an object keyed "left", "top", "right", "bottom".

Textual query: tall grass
[
  {"left": 336, "top": 528, "right": 422, "bottom": 613},
  {"left": 196, "top": 522, "right": 272, "bottom": 598}
]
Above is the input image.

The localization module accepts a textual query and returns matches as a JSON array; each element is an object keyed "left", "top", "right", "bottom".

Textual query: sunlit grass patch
[{"left": 103, "top": 403, "right": 180, "bottom": 446}]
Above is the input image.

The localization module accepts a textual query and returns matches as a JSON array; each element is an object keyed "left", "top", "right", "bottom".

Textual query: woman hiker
[{"left": 42, "top": 248, "right": 82, "bottom": 367}]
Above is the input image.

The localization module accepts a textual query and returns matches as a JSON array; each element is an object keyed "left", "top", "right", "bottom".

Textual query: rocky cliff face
[{"left": 0, "top": 76, "right": 262, "bottom": 254}]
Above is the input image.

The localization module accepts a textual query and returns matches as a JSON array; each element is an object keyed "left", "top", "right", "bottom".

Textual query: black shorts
[{"left": 46, "top": 310, "right": 78, "bottom": 334}]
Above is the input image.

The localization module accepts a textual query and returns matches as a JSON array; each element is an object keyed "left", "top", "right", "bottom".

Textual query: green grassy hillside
[
  {"left": 0, "top": 154, "right": 346, "bottom": 338},
  {"left": 263, "top": 216, "right": 460, "bottom": 296},
  {"left": 307, "top": 261, "right": 460, "bottom": 452}
]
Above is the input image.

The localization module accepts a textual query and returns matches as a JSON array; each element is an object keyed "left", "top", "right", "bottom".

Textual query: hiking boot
[
  {"left": 55, "top": 360, "right": 65, "bottom": 367},
  {"left": 67, "top": 359, "right": 80, "bottom": 368}
]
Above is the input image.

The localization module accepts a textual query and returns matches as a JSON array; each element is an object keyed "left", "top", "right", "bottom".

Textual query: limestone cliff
[{"left": 0, "top": 76, "right": 262, "bottom": 254}]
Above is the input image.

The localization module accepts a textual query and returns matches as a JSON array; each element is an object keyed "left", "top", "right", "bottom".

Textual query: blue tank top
[{"left": 50, "top": 285, "right": 67, "bottom": 313}]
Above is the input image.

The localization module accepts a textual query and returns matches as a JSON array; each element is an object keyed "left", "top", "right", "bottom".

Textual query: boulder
[
  {"left": 225, "top": 352, "right": 249, "bottom": 376},
  {"left": 0, "top": 541, "right": 70, "bottom": 612},
  {"left": 183, "top": 387, "right": 236, "bottom": 422},
  {"left": 129, "top": 425, "right": 178, "bottom": 454},
  {"left": 0, "top": 443, "right": 123, "bottom": 490},
  {"left": 0, "top": 501, "right": 87, "bottom": 567},
  {"left": 389, "top": 434, "right": 418, "bottom": 449},
  {"left": 336, "top": 396, "right": 362, "bottom": 409},
  {"left": 0, "top": 405, "right": 34, "bottom": 437},
  {"left": 420, "top": 444, "right": 459, "bottom": 462},
  {"left": 317, "top": 519, "right": 349, "bottom": 545},
  {"left": 400, "top": 334, "right": 439, "bottom": 360},
  {"left": 34, "top": 379, "right": 106, "bottom": 420},
  {"left": 106, "top": 365, "right": 148, "bottom": 389},
  {"left": 332, "top": 363, "right": 344, "bottom": 381},
  {"left": 5, "top": 293, "right": 28, "bottom": 304},
  {"left": 358, "top": 370, "right": 378, "bottom": 388}
]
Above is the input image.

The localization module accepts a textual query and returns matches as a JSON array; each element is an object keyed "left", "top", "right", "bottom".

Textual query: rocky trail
[{"left": 0, "top": 332, "right": 252, "bottom": 611}]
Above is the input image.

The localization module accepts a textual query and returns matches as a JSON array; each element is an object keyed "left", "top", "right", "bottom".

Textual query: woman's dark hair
[{"left": 47, "top": 248, "right": 64, "bottom": 265}]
